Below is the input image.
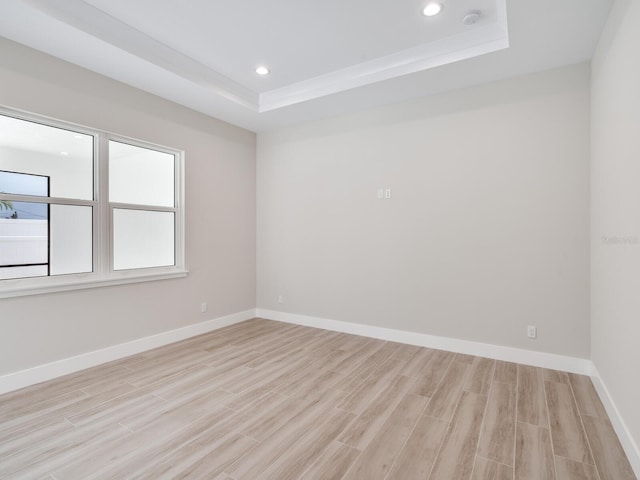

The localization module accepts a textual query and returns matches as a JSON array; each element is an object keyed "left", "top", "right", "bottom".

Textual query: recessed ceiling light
[
  {"left": 255, "top": 66, "right": 270, "bottom": 76},
  {"left": 60, "top": 151, "right": 69, "bottom": 156},
  {"left": 423, "top": 3, "right": 443, "bottom": 17}
]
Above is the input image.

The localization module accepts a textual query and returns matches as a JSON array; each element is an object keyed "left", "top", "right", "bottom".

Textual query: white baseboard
[
  {"left": 256, "top": 309, "right": 592, "bottom": 374},
  {"left": 590, "top": 365, "right": 640, "bottom": 477},
  {"left": 0, "top": 309, "right": 256, "bottom": 395}
]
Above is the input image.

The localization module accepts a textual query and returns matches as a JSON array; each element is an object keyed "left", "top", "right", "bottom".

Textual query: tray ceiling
[{"left": 0, "top": 0, "right": 613, "bottom": 131}]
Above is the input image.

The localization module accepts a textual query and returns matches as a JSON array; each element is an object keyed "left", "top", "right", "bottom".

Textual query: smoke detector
[{"left": 462, "top": 10, "right": 482, "bottom": 25}]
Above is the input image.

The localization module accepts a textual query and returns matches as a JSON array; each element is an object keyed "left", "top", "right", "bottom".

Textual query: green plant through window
[{"left": 0, "top": 195, "right": 13, "bottom": 211}]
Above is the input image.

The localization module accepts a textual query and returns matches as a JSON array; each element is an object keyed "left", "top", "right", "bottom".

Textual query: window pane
[
  {"left": 0, "top": 115, "right": 93, "bottom": 200},
  {"left": 0, "top": 170, "right": 49, "bottom": 196},
  {"left": 0, "top": 201, "right": 48, "bottom": 280},
  {"left": 50, "top": 205, "right": 92, "bottom": 276},
  {"left": 109, "top": 141, "right": 175, "bottom": 207},
  {"left": 113, "top": 209, "right": 174, "bottom": 270}
]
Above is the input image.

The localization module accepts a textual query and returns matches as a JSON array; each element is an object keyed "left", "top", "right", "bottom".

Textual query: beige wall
[
  {"left": 257, "top": 64, "right": 591, "bottom": 358},
  {"left": 0, "top": 37, "right": 596, "bottom": 375},
  {"left": 0, "top": 38, "right": 257, "bottom": 375},
  {"left": 591, "top": 0, "right": 640, "bottom": 451}
]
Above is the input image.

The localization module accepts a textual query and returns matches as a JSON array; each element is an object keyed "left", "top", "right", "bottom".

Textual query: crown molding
[
  {"left": 259, "top": 22, "right": 509, "bottom": 112},
  {"left": 24, "top": 0, "right": 259, "bottom": 110}
]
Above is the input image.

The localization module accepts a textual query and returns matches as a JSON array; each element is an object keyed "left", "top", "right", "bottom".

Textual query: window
[
  {"left": 109, "top": 141, "right": 176, "bottom": 271},
  {"left": 0, "top": 171, "right": 50, "bottom": 280},
  {"left": 0, "top": 108, "right": 185, "bottom": 298}
]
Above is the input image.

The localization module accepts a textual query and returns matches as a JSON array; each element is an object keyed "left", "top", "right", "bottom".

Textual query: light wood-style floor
[{"left": 0, "top": 318, "right": 635, "bottom": 480}]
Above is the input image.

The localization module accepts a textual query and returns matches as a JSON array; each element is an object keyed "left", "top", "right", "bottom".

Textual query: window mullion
[
  {"left": 109, "top": 202, "right": 177, "bottom": 213},
  {"left": 97, "top": 133, "right": 110, "bottom": 277},
  {"left": 175, "top": 151, "right": 185, "bottom": 270},
  {"left": 0, "top": 194, "right": 95, "bottom": 206}
]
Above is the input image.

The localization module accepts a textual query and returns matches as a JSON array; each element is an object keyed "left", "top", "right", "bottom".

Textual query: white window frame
[{"left": 0, "top": 106, "right": 187, "bottom": 299}]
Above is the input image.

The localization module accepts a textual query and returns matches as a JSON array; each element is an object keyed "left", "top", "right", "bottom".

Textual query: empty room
[{"left": 0, "top": 0, "right": 638, "bottom": 479}]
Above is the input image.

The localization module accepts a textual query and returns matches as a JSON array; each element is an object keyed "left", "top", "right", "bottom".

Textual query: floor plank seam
[
  {"left": 541, "top": 369, "right": 563, "bottom": 480},
  {"left": 118, "top": 422, "right": 135, "bottom": 434},
  {"left": 476, "top": 454, "right": 513, "bottom": 469},
  {"left": 512, "top": 363, "right": 519, "bottom": 480},
  {"left": 381, "top": 394, "right": 429, "bottom": 480},
  {"left": 422, "top": 360, "right": 469, "bottom": 480},
  {"left": 338, "top": 445, "right": 364, "bottom": 480},
  {"left": 467, "top": 366, "right": 495, "bottom": 480},
  {"left": 64, "top": 417, "right": 77, "bottom": 427},
  {"left": 242, "top": 432, "right": 261, "bottom": 443},
  {"left": 419, "top": 352, "right": 454, "bottom": 413},
  {"left": 423, "top": 417, "right": 451, "bottom": 480},
  {"left": 334, "top": 438, "right": 358, "bottom": 450},
  {"left": 570, "top": 383, "right": 605, "bottom": 480}
]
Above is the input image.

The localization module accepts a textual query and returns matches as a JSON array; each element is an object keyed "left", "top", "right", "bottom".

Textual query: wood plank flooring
[{"left": 0, "top": 318, "right": 635, "bottom": 480}]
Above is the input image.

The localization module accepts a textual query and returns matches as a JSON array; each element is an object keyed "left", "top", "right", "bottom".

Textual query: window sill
[{"left": 0, "top": 269, "right": 189, "bottom": 299}]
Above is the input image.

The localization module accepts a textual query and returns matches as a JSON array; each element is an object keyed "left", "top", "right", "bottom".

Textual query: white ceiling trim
[
  {"left": 24, "top": 0, "right": 259, "bottom": 110},
  {"left": 259, "top": 22, "right": 509, "bottom": 112},
  {"left": 23, "top": 0, "right": 509, "bottom": 114}
]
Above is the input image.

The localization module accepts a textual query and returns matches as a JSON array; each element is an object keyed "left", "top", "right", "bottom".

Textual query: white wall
[
  {"left": 0, "top": 219, "right": 48, "bottom": 278},
  {"left": 591, "top": 0, "right": 640, "bottom": 455},
  {"left": 0, "top": 146, "right": 92, "bottom": 200},
  {"left": 0, "top": 38, "right": 256, "bottom": 375},
  {"left": 258, "top": 64, "right": 591, "bottom": 358}
]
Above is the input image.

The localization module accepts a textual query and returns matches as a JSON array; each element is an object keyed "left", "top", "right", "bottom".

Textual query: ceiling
[
  {"left": 0, "top": 0, "right": 612, "bottom": 132},
  {"left": 0, "top": 114, "right": 93, "bottom": 159}
]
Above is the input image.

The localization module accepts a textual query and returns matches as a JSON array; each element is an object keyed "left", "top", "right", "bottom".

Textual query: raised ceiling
[{"left": 0, "top": 0, "right": 613, "bottom": 131}]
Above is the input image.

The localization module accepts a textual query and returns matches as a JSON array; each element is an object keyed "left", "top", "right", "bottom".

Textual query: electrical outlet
[
  {"left": 527, "top": 325, "right": 537, "bottom": 339},
  {"left": 201, "top": 302, "right": 207, "bottom": 313},
  {"left": 278, "top": 295, "right": 284, "bottom": 304},
  {"left": 384, "top": 188, "right": 392, "bottom": 199}
]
